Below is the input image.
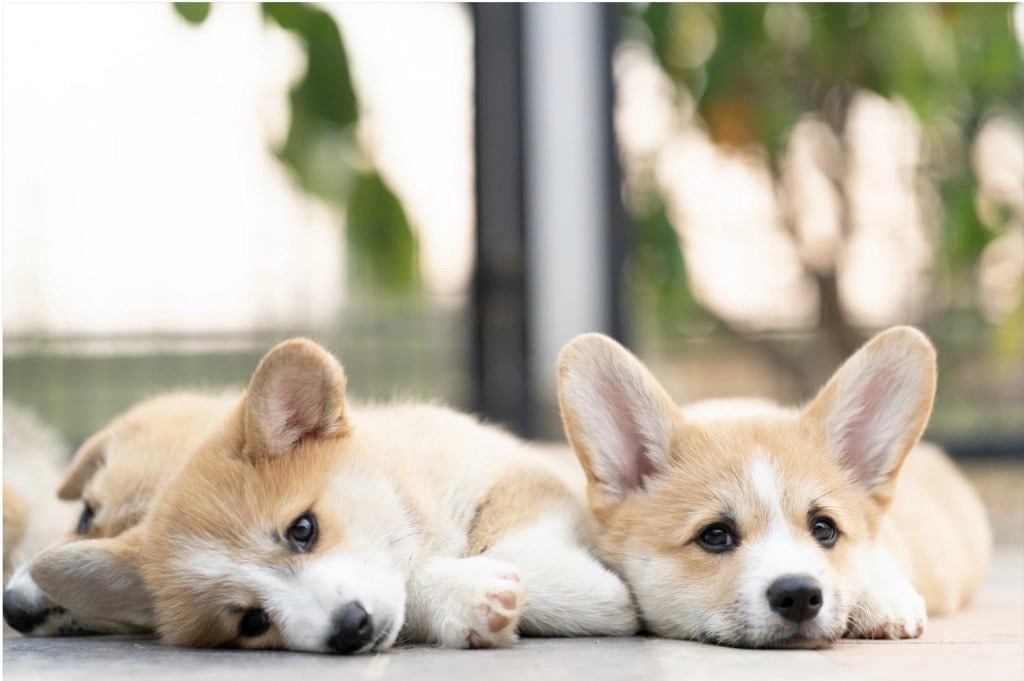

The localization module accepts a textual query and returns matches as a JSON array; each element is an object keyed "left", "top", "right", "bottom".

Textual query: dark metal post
[
  {"left": 470, "top": 3, "right": 532, "bottom": 436},
  {"left": 601, "top": 4, "right": 627, "bottom": 347}
]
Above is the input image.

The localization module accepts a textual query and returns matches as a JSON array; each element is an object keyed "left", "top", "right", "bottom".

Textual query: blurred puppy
[
  {"left": 3, "top": 391, "right": 237, "bottom": 635},
  {"left": 3, "top": 404, "right": 77, "bottom": 589},
  {"left": 557, "top": 327, "right": 991, "bottom": 648}
]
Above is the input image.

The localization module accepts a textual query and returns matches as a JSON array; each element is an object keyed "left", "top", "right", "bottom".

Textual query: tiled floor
[{"left": 5, "top": 463, "right": 1022, "bottom": 681}]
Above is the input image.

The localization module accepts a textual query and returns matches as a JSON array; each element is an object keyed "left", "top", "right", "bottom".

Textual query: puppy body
[
  {"left": 877, "top": 440, "right": 991, "bottom": 617},
  {"left": 558, "top": 328, "right": 991, "bottom": 648},
  {"left": 4, "top": 391, "right": 237, "bottom": 635},
  {"left": 32, "top": 340, "right": 637, "bottom": 653}
]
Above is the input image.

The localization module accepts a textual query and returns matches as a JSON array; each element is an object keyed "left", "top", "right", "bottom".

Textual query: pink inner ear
[
  {"left": 833, "top": 368, "right": 903, "bottom": 489},
  {"left": 268, "top": 371, "right": 338, "bottom": 449},
  {"left": 599, "top": 379, "right": 657, "bottom": 494},
  {"left": 627, "top": 442, "right": 658, "bottom": 492}
]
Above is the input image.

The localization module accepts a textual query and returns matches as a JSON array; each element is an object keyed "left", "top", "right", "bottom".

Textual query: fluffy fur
[
  {"left": 30, "top": 339, "right": 638, "bottom": 653},
  {"left": 3, "top": 404, "right": 77, "bottom": 587},
  {"left": 557, "top": 326, "right": 991, "bottom": 648},
  {"left": 4, "top": 391, "right": 236, "bottom": 635}
]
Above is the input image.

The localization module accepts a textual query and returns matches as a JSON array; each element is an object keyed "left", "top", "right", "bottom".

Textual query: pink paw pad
[{"left": 493, "top": 590, "right": 517, "bottom": 611}]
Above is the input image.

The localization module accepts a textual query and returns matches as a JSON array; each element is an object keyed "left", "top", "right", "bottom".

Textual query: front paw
[
  {"left": 465, "top": 575, "right": 524, "bottom": 648},
  {"left": 848, "top": 584, "right": 927, "bottom": 639},
  {"left": 438, "top": 557, "right": 526, "bottom": 649}
]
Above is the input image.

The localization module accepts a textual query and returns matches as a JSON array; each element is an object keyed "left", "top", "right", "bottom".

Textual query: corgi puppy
[
  {"left": 556, "top": 327, "right": 991, "bottom": 648},
  {"left": 3, "top": 391, "right": 237, "bottom": 635},
  {"left": 29, "top": 338, "right": 638, "bottom": 653}
]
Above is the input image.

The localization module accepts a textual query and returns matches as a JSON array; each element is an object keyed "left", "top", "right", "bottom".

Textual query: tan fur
[
  {"left": 559, "top": 341, "right": 681, "bottom": 526},
  {"left": 61, "top": 391, "right": 239, "bottom": 538},
  {"left": 467, "top": 469, "right": 591, "bottom": 555},
  {"left": 802, "top": 330, "right": 937, "bottom": 511},
  {"left": 557, "top": 327, "right": 991, "bottom": 647},
  {"left": 881, "top": 442, "right": 992, "bottom": 614},
  {"left": 598, "top": 417, "right": 873, "bottom": 572},
  {"left": 140, "top": 405, "right": 596, "bottom": 648},
  {"left": 4, "top": 391, "right": 237, "bottom": 636},
  {"left": 32, "top": 339, "right": 636, "bottom": 652}
]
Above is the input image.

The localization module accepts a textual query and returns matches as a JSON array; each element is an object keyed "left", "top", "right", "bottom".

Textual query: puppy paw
[
  {"left": 465, "top": 576, "right": 524, "bottom": 648},
  {"left": 848, "top": 582, "right": 927, "bottom": 640},
  {"left": 434, "top": 557, "right": 526, "bottom": 649}
]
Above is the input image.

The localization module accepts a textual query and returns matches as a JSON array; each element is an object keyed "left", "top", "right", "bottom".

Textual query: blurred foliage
[
  {"left": 172, "top": 2, "right": 419, "bottom": 294},
  {"left": 641, "top": 3, "right": 1021, "bottom": 155},
  {"left": 346, "top": 171, "right": 420, "bottom": 291},
  {"left": 173, "top": 2, "right": 210, "bottom": 25},
  {"left": 627, "top": 194, "right": 710, "bottom": 337},
  {"left": 628, "top": 3, "right": 1022, "bottom": 362}
]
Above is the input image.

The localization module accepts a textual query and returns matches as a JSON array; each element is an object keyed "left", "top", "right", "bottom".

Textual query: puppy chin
[
  {"left": 749, "top": 621, "right": 845, "bottom": 650},
  {"left": 768, "top": 634, "right": 835, "bottom": 650},
  {"left": 712, "top": 620, "right": 842, "bottom": 650}
]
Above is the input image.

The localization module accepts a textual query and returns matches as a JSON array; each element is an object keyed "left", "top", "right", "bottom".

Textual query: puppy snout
[
  {"left": 327, "top": 601, "right": 374, "bottom": 654},
  {"left": 3, "top": 588, "right": 43, "bottom": 633},
  {"left": 766, "top": 575, "right": 823, "bottom": 624}
]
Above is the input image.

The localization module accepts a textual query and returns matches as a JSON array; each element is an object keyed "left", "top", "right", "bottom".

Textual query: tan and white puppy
[
  {"left": 3, "top": 391, "right": 237, "bottom": 635},
  {"left": 30, "top": 339, "right": 638, "bottom": 653},
  {"left": 557, "top": 326, "right": 991, "bottom": 648}
]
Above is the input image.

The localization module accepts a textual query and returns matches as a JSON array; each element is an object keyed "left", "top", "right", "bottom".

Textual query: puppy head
[
  {"left": 59, "top": 391, "right": 237, "bottom": 539},
  {"left": 4, "top": 392, "right": 234, "bottom": 637},
  {"left": 34, "top": 339, "right": 408, "bottom": 653},
  {"left": 557, "top": 327, "right": 936, "bottom": 647}
]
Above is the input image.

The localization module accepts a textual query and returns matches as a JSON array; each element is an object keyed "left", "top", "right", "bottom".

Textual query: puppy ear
[
  {"left": 804, "top": 326, "right": 937, "bottom": 506},
  {"left": 57, "top": 429, "right": 110, "bottom": 500},
  {"left": 557, "top": 334, "right": 680, "bottom": 517},
  {"left": 243, "top": 338, "right": 350, "bottom": 459},
  {"left": 31, "top": 526, "right": 153, "bottom": 633}
]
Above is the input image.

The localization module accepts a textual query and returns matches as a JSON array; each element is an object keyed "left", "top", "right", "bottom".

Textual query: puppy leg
[
  {"left": 846, "top": 543, "right": 926, "bottom": 639},
  {"left": 485, "top": 514, "right": 638, "bottom": 637},
  {"left": 402, "top": 555, "right": 525, "bottom": 648}
]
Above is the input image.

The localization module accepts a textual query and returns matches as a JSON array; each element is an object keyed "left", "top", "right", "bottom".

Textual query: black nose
[
  {"left": 766, "top": 575, "right": 823, "bottom": 623},
  {"left": 4, "top": 589, "right": 42, "bottom": 633},
  {"left": 327, "top": 602, "right": 374, "bottom": 654}
]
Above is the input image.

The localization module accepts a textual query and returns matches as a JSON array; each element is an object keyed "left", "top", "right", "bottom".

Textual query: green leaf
[
  {"left": 943, "top": 173, "right": 995, "bottom": 270},
  {"left": 346, "top": 171, "right": 420, "bottom": 293},
  {"left": 262, "top": 3, "right": 360, "bottom": 198},
  {"left": 625, "top": 196, "right": 707, "bottom": 334},
  {"left": 173, "top": 3, "right": 420, "bottom": 293},
  {"left": 173, "top": 3, "right": 211, "bottom": 25},
  {"left": 263, "top": 3, "right": 358, "bottom": 127}
]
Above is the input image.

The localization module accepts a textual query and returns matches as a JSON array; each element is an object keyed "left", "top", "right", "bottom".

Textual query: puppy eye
[
  {"left": 286, "top": 513, "right": 318, "bottom": 553},
  {"left": 811, "top": 516, "right": 839, "bottom": 548},
  {"left": 76, "top": 501, "right": 95, "bottom": 535},
  {"left": 238, "top": 608, "right": 270, "bottom": 637},
  {"left": 697, "top": 523, "right": 737, "bottom": 553}
]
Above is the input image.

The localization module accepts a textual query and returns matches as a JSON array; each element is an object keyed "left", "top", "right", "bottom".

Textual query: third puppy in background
[
  {"left": 3, "top": 391, "right": 237, "bottom": 636},
  {"left": 3, "top": 404, "right": 77, "bottom": 588},
  {"left": 557, "top": 326, "right": 991, "bottom": 648}
]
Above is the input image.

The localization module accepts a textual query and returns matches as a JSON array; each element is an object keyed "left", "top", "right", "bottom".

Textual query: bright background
[{"left": 4, "top": 3, "right": 1022, "bottom": 453}]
